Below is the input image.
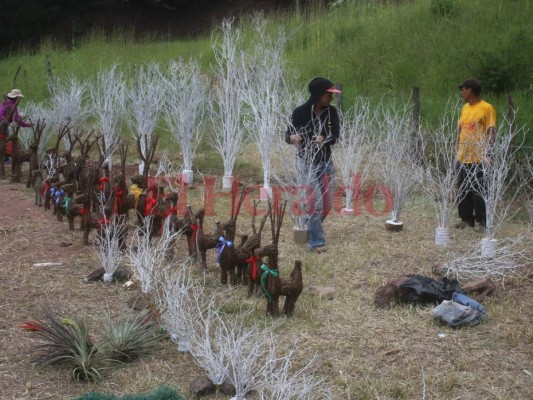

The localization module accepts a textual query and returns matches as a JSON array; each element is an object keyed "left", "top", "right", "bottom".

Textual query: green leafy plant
[
  {"left": 100, "top": 309, "right": 163, "bottom": 362},
  {"left": 21, "top": 312, "right": 110, "bottom": 382}
]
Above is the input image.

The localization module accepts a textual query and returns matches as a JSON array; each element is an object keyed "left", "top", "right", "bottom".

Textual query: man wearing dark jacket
[{"left": 286, "top": 77, "right": 341, "bottom": 253}]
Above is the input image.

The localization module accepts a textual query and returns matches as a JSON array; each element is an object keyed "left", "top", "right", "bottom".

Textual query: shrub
[{"left": 430, "top": 0, "right": 459, "bottom": 19}]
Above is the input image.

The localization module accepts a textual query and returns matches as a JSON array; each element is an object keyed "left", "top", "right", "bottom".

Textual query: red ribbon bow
[
  {"left": 246, "top": 255, "right": 260, "bottom": 281},
  {"left": 98, "top": 177, "right": 110, "bottom": 191}
]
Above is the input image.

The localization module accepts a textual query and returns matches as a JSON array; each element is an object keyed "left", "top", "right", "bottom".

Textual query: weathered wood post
[{"left": 410, "top": 86, "right": 423, "bottom": 164}]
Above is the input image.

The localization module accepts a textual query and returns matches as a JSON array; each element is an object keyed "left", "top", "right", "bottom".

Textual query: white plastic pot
[
  {"left": 178, "top": 340, "right": 189, "bottom": 353},
  {"left": 222, "top": 176, "right": 233, "bottom": 191},
  {"left": 181, "top": 169, "right": 193, "bottom": 184},
  {"left": 293, "top": 228, "right": 307, "bottom": 245},
  {"left": 481, "top": 238, "right": 497, "bottom": 257},
  {"left": 435, "top": 227, "right": 450, "bottom": 246},
  {"left": 103, "top": 272, "right": 114, "bottom": 283},
  {"left": 340, "top": 207, "right": 355, "bottom": 217},
  {"left": 385, "top": 219, "right": 403, "bottom": 232},
  {"left": 259, "top": 185, "right": 272, "bottom": 200}
]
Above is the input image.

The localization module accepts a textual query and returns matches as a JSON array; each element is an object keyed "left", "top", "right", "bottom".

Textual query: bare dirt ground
[{"left": 0, "top": 171, "right": 532, "bottom": 399}]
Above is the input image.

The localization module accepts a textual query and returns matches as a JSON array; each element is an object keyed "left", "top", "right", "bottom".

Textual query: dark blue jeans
[{"left": 457, "top": 162, "right": 486, "bottom": 226}]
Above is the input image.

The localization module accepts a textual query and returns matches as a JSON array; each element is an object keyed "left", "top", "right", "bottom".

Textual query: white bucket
[
  {"left": 181, "top": 169, "right": 193, "bottom": 184},
  {"left": 293, "top": 228, "right": 307, "bottom": 245},
  {"left": 103, "top": 272, "right": 114, "bottom": 283},
  {"left": 259, "top": 185, "right": 272, "bottom": 200},
  {"left": 340, "top": 207, "right": 355, "bottom": 217},
  {"left": 222, "top": 176, "right": 233, "bottom": 191},
  {"left": 481, "top": 238, "right": 497, "bottom": 257},
  {"left": 435, "top": 227, "right": 450, "bottom": 246},
  {"left": 178, "top": 340, "right": 189, "bottom": 353}
]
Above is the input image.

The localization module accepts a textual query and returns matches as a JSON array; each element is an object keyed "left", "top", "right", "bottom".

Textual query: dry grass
[{"left": 0, "top": 168, "right": 532, "bottom": 399}]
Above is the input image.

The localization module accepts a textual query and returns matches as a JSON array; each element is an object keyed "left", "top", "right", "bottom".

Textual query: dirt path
[{"left": 0, "top": 178, "right": 195, "bottom": 399}]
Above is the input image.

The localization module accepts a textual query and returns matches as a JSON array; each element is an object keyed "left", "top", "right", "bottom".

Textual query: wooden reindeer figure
[
  {"left": 52, "top": 181, "right": 65, "bottom": 216},
  {"left": 31, "top": 169, "right": 43, "bottom": 206},
  {"left": 187, "top": 206, "right": 223, "bottom": 270},
  {"left": 255, "top": 200, "right": 287, "bottom": 317},
  {"left": 57, "top": 183, "right": 74, "bottom": 222},
  {"left": 76, "top": 193, "right": 94, "bottom": 246},
  {"left": 62, "top": 184, "right": 79, "bottom": 230},
  {"left": 279, "top": 260, "right": 304, "bottom": 317},
  {"left": 216, "top": 185, "right": 247, "bottom": 285},
  {"left": 25, "top": 120, "right": 46, "bottom": 188},
  {"left": 8, "top": 123, "right": 24, "bottom": 183},
  {"left": 234, "top": 200, "right": 270, "bottom": 289},
  {"left": 43, "top": 177, "right": 59, "bottom": 211}
]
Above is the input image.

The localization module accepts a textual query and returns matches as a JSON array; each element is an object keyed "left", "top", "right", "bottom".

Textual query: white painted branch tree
[
  {"left": 468, "top": 118, "right": 526, "bottom": 255},
  {"left": 155, "top": 149, "right": 183, "bottom": 193},
  {"left": 162, "top": 58, "right": 207, "bottom": 184},
  {"left": 257, "top": 348, "right": 325, "bottom": 400},
  {"left": 272, "top": 132, "right": 325, "bottom": 234},
  {"left": 49, "top": 75, "right": 91, "bottom": 151},
  {"left": 377, "top": 102, "right": 422, "bottom": 230},
  {"left": 240, "top": 14, "right": 287, "bottom": 199},
  {"left": 93, "top": 216, "right": 126, "bottom": 283},
  {"left": 154, "top": 263, "right": 197, "bottom": 352},
  {"left": 126, "top": 217, "right": 180, "bottom": 294},
  {"left": 22, "top": 102, "right": 55, "bottom": 155},
  {"left": 219, "top": 315, "right": 279, "bottom": 400},
  {"left": 209, "top": 19, "right": 246, "bottom": 190},
  {"left": 186, "top": 293, "right": 230, "bottom": 386},
  {"left": 89, "top": 64, "right": 126, "bottom": 168},
  {"left": 333, "top": 98, "right": 376, "bottom": 216},
  {"left": 442, "top": 235, "right": 531, "bottom": 282},
  {"left": 421, "top": 99, "right": 463, "bottom": 245},
  {"left": 125, "top": 62, "right": 165, "bottom": 175}
]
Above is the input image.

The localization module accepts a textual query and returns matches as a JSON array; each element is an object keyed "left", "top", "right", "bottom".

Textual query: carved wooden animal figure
[
  {"left": 279, "top": 260, "right": 303, "bottom": 316},
  {"left": 32, "top": 169, "right": 43, "bottom": 206},
  {"left": 43, "top": 177, "right": 59, "bottom": 211},
  {"left": 215, "top": 185, "right": 247, "bottom": 285},
  {"left": 75, "top": 193, "right": 94, "bottom": 246},
  {"left": 187, "top": 207, "right": 223, "bottom": 270},
  {"left": 254, "top": 200, "right": 287, "bottom": 317},
  {"left": 53, "top": 183, "right": 67, "bottom": 221}
]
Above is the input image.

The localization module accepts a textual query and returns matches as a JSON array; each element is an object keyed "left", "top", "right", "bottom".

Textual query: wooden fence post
[
  {"left": 507, "top": 95, "right": 515, "bottom": 138},
  {"left": 410, "top": 86, "right": 423, "bottom": 164}
]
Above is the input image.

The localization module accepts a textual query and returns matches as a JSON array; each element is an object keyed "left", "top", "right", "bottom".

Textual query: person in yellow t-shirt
[{"left": 455, "top": 78, "right": 496, "bottom": 230}]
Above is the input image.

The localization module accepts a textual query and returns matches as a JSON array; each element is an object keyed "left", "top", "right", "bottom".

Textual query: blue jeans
[{"left": 307, "top": 160, "right": 336, "bottom": 249}]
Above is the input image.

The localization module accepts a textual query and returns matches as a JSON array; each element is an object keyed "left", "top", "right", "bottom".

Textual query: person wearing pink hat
[
  {"left": 0, "top": 88, "right": 32, "bottom": 162},
  {"left": 286, "top": 77, "right": 342, "bottom": 253}
]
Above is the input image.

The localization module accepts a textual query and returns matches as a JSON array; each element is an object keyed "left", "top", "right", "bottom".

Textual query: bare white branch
[
  {"left": 209, "top": 19, "right": 246, "bottom": 181},
  {"left": 333, "top": 98, "right": 377, "bottom": 212},
  {"left": 126, "top": 217, "right": 180, "bottom": 293},
  {"left": 125, "top": 63, "right": 166, "bottom": 171},
  {"left": 49, "top": 75, "right": 92, "bottom": 150},
  {"left": 240, "top": 14, "right": 288, "bottom": 193},
  {"left": 162, "top": 58, "right": 207, "bottom": 173},
  {"left": 377, "top": 101, "right": 422, "bottom": 222},
  {"left": 421, "top": 98, "right": 463, "bottom": 229},
  {"left": 89, "top": 64, "right": 126, "bottom": 167}
]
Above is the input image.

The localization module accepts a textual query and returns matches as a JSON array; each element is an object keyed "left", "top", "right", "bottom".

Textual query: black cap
[
  {"left": 307, "top": 77, "right": 341, "bottom": 103},
  {"left": 458, "top": 78, "right": 482, "bottom": 93}
]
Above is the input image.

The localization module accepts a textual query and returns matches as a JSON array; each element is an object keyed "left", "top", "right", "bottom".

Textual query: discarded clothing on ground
[
  {"left": 432, "top": 292, "right": 485, "bottom": 328},
  {"left": 374, "top": 274, "right": 465, "bottom": 308}
]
